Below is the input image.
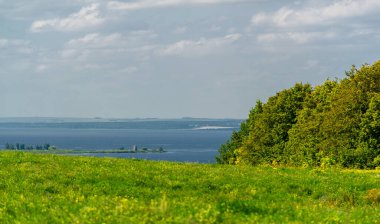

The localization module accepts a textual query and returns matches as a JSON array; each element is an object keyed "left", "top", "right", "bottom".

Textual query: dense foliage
[
  {"left": 217, "top": 61, "right": 380, "bottom": 168},
  {"left": 0, "top": 152, "right": 379, "bottom": 223}
]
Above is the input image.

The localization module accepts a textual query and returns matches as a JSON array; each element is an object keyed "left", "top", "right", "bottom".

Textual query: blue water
[{"left": 0, "top": 119, "right": 239, "bottom": 163}]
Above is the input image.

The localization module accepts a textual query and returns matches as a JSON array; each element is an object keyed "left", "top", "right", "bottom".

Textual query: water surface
[{"left": 0, "top": 119, "right": 239, "bottom": 163}]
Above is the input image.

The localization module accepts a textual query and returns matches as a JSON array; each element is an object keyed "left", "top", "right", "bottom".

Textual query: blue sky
[{"left": 0, "top": 0, "right": 379, "bottom": 118}]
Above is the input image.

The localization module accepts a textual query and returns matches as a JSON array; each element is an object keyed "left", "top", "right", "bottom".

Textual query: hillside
[
  {"left": 0, "top": 152, "right": 379, "bottom": 223},
  {"left": 218, "top": 61, "right": 380, "bottom": 168}
]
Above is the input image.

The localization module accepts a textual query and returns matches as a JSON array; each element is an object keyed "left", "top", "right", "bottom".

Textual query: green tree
[
  {"left": 285, "top": 80, "right": 338, "bottom": 166},
  {"left": 216, "top": 100, "right": 263, "bottom": 164},
  {"left": 234, "top": 83, "right": 312, "bottom": 165},
  {"left": 219, "top": 60, "right": 380, "bottom": 168}
]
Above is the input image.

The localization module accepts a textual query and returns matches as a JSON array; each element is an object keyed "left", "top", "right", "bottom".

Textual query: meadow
[{"left": 0, "top": 151, "right": 379, "bottom": 223}]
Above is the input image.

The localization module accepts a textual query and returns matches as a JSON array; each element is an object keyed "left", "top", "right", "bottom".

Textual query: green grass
[{"left": 0, "top": 151, "right": 379, "bottom": 223}]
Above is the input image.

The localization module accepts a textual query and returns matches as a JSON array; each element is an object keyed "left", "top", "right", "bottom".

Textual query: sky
[{"left": 0, "top": 0, "right": 379, "bottom": 119}]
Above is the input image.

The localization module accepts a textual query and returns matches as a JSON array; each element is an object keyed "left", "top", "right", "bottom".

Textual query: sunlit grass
[{"left": 0, "top": 151, "right": 379, "bottom": 223}]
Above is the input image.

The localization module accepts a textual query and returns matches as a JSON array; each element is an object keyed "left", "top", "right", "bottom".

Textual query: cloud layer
[
  {"left": 159, "top": 34, "right": 241, "bottom": 56},
  {"left": 252, "top": 0, "right": 380, "bottom": 27},
  {"left": 1, "top": 0, "right": 380, "bottom": 118},
  {"left": 108, "top": 0, "right": 249, "bottom": 10},
  {"left": 30, "top": 3, "right": 105, "bottom": 32}
]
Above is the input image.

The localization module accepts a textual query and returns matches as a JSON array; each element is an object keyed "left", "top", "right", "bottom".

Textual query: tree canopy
[{"left": 217, "top": 61, "right": 380, "bottom": 168}]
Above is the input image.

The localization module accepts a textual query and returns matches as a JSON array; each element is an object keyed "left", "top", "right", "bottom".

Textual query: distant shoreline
[
  {"left": 1, "top": 148, "right": 167, "bottom": 154},
  {"left": 193, "top": 126, "right": 234, "bottom": 130}
]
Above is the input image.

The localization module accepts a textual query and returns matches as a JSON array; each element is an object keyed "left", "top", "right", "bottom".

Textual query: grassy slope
[{"left": 0, "top": 152, "right": 379, "bottom": 223}]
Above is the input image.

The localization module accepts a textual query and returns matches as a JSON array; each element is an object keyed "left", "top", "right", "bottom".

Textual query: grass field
[{"left": 0, "top": 151, "right": 379, "bottom": 223}]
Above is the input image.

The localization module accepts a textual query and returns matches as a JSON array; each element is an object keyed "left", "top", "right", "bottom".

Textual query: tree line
[
  {"left": 217, "top": 61, "right": 380, "bottom": 168},
  {"left": 4, "top": 143, "right": 56, "bottom": 150}
]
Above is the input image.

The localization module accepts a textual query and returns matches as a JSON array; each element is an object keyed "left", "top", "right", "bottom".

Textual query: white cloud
[
  {"left": 173, "top": 26, "right": 188, "bottom": 34},
  {"left": 128, "top": 30, "right": 158, "bottom": 40},
  {"left": 63, "top": 31, "right": 157, "bottom": 52},
  {"left": 0, "top": 39, "right": 8, "bottom": 47},
  {"left": 30, "top": 3, "right": 105, "bottom": 32},
  {"left": 348, "top": 28, "right": 380, "bottom": 37},
  {"left": 66, "top": 33, "right": 122, "bottom": 48},
  {"left": 159, "top": 33, "right": 241, "bottom": 56},
  {"left": 252, "top": 0, "right": 380, "bottom": 27},
  {"left": 60, "top": 32, "right": 159, "bottom": 63},
  {"left": 0, "top": 38, "right": 33, "bottom": 54},
  {"left": 257, "top": 31, "right": 336, "bottom": 44},
  {"left": 108, "top": 0, "right": 249, "bottom": 10},
  {"left": 61, "top": 49, "right": 78, "bottom": 58},
  {"left": 36, "top": 64, "right": 48, "bottom": 72},
  {"left": 0, "top": 38, "right": 29, "bottom": 47},
  {"left": 119, "top": 66, "right": 138, "bottom": 74},
  {"left": 61, "top": 33, "right": 123, "bottom": 59}
]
